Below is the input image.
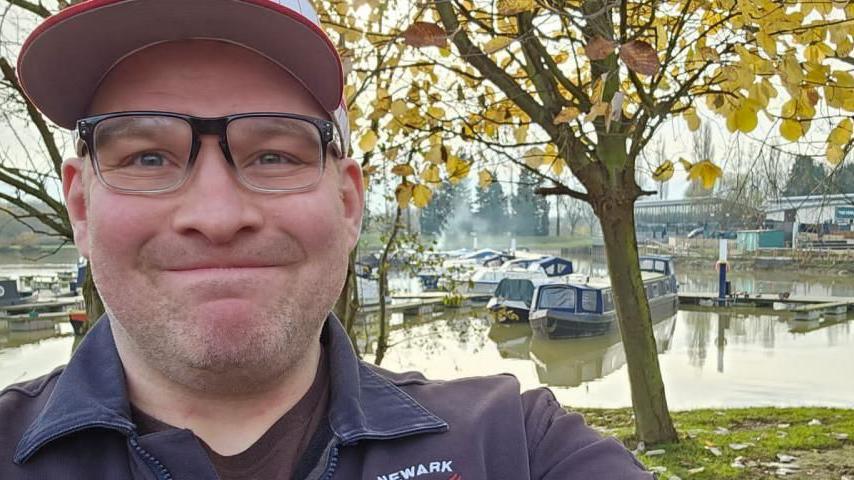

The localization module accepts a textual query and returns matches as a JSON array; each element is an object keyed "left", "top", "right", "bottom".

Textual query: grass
[{"left": 573, "top": 407, "right": 854, "bottom": 479}]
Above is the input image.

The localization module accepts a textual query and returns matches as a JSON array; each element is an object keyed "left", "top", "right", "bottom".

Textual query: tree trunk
[
  {"left": 334, "top": 249, "right": 361, "bottom": 356},
  {"left": 81, "top": 266, "right": 104, "bottom": 331},
  {"left": 373, "top": 207, "right": 402, "bottom": 366},
  {"left": 596, "top": 198, "right": 678, "bottom": 444}
]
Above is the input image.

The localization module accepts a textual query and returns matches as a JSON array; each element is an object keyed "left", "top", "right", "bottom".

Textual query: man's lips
[
  {"left": 161, "top": 259, "right": 283, "bottom": 271},
  {"left": 164, "top": 264, "right": 279, "bottom": 271}
]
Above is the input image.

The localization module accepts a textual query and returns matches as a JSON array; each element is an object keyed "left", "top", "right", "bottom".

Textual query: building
[
  {"left": 764, "top": 194, "right": 854, "bottom": 225},
  {"left": 736, "top": 230, "right": 786, "bottom": 252}
]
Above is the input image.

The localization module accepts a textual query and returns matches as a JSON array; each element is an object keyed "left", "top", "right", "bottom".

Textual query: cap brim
[{"left": 18, "top": 0, "right": 344, "bottom": 130}]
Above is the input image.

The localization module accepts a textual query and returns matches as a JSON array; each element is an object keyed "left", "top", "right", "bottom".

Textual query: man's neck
[{"left": 114, "top": 326, "right": 322, "bottom": 456}]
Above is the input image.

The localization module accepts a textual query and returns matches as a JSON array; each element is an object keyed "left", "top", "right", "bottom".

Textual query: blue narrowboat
[{"left": 529, "top": 255, "right": 679, "bottom": 339}]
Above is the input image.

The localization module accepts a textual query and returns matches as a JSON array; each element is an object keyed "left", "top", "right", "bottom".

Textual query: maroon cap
[{"left": 17, "top": 0, "right": 349, "bottom": 152}]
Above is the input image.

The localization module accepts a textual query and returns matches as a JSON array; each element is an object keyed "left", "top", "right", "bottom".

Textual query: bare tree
[{"left": 692, "top": 123, "right": 716, "bottom": 164}]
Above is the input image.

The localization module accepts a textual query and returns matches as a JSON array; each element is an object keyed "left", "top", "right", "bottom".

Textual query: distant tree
[
  {"left": 784, "top": 155, "right": 827, "bottom": 197},
  {"left": 562, "top": 198, "right": 585, "bottom": 235},
  {"left": 692, "top": 124, "right": 716, "bottom": 164},
  {"left": 534, "top": 188, "right": 550, "bottom": 236},
  {"left": 718, "top": 173, "right": 765, "bottom": 229},
  {"left": 510, "top": 169, "right": 550, "bottom": 236},
  {"left": 832, "top": 162, "right": 854, "bottom": 194},
  {"left": 510, "top": 170, "right": 537, "bottom": 235},
  {"left": 419, "top": 183, "right": 456, "bottom": 236},
  {"left": 473, "top": 181, "right": 508, "bottom": 235}
]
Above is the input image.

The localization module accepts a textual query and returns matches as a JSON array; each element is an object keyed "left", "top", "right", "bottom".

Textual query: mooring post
[{"left": 718, "top": 238, "right": 728, "bottom": 306}]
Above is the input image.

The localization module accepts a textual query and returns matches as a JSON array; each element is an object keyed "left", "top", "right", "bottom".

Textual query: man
[{"left": 0, "top": 1, "right": 653, "bottom": 478}]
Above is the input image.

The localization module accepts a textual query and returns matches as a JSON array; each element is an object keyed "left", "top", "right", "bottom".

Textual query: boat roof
[
  {"left": 639, "top": 254, "right": 674, "bottom": 262},
  {"left": 538, "top": 270, "right": 668, "bottom": 290}
]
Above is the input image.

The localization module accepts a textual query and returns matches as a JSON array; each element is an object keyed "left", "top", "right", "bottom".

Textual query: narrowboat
[
  {"left": 0, "top": 279, "right": 36, "bottom": 307},
  {"left": 529, "top": 255, "right": 679, "bottom": 339}
]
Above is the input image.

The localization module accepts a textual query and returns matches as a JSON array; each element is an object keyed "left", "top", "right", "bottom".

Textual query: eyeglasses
[{"left": 76, "top": 112, "right": 341, "bottom": 194}]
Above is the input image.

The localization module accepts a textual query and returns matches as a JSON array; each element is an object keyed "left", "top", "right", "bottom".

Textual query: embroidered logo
[{"left": 376, "top": 460, "right": 454, "bottom": 480}]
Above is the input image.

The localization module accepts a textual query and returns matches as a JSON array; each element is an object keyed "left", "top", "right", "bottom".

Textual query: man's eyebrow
[
  {"left": 95, "top": 117, "right": 175, "bottom": 144},
  {"left": 235, "top": 118, "right": 317, "bottom": 137}
]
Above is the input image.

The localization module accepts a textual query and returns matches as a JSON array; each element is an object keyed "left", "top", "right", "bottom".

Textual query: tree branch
[
  {"left": 4, "top": 0, "right": 50, "bottom": 18},
  {"left": 435, "top": 1, "right": 555, "bottom": 136},
  {"left": 0, "top": 56, "right": 65, "bottom": 180},
  {"left": 535, "top": 184, "right": 589, "bottom": 202}
]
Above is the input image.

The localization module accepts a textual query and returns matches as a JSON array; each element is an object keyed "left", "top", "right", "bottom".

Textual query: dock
[
  {"left": 678, "top": 292, "right": 854, "bottom": 320},
  {"left": 359, "top": 292, "right": 491, "bottom": 316},
  {"left": 0, "top": 297, "right": 85, "bottom": 332},
  {"left": 4, "top": 311, "right": 71, "bottom": 332},
  {"left": 0, "top": 297, "right": 83, "bottom": 315}
]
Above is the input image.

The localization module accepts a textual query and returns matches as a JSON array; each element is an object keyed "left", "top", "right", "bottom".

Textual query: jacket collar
[
  {"left": 324, "top": 317, "right": 447, "bottom": 444},
  {"left": 15, "top": 314, "right": 447, "bottom": 463}
]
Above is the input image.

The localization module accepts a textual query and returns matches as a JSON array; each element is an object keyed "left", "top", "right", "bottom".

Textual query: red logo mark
[{"left": 448, "top": 474, "right": 462, "bottom": 480}]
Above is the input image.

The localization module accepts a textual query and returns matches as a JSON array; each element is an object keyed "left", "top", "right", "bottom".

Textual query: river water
[{"left": 2, "top": 256, "right": 853, "bottom": 409}]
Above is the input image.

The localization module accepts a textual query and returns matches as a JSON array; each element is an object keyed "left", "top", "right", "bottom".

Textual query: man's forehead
[{"left": 88, "top": 40, "right": 326, "bottom": 119}]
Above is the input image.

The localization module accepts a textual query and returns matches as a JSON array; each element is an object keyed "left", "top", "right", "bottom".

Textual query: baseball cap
[{"left": 17, "top": 0, "right": 350, "bottom": 154}]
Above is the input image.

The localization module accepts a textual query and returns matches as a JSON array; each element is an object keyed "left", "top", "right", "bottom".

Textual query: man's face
[{"left": 62, "top": 41, "right": 363, "bottom": 390}]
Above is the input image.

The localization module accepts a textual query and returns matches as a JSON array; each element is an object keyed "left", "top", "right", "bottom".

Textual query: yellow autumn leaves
[
  {"left": 826, "top": 118, "right": 853, "bottom": 166},
  {"left": 652, "top": 158, "right": 722, "bottom": 191},
  {"left": 367, "top": 137, "right": 479, "bottom": 209}
]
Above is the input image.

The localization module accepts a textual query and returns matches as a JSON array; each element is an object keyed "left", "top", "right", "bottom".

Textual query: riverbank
[
  {"left": 576, "top": 407, "right": 854, "bottom": 479},
  {"left": 673, "top": 253, "right": 854, "bottom": 276}
]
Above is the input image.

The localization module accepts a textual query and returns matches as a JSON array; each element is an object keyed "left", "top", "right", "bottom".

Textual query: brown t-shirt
[{"left": 132, "top": 351, "right": 330, "bottom": 480}]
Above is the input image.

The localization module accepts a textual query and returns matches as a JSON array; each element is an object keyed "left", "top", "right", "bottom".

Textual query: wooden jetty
[
  {"left": 0, "top": 298, "right": 83, "bottom": 315},
  {"left": 4, "top": 311, "right": 71, "bottom": 332},
  {"left": 359, "top": 292, "right": 490, "bottom": 316},
  {"left": 678, "top": 292, "right": 854, "bottom": 321},
  {"left": 0, "top": 297, "right": 85, "bottom": 332}
]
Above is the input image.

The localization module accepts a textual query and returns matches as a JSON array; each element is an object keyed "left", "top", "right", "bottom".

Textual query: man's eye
[
  {"left": 257, "top": 153, "right": 300, "bottom": 165},
  {"left": 133, "top": 153, "right": 167, "bottom": 167}
]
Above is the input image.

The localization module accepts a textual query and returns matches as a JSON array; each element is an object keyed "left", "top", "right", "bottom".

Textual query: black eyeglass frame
[{"left": 75, "top": 111, "right": 339, "bottom": 195}]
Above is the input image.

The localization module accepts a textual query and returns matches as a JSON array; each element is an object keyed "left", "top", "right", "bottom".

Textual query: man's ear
[
  {"left": 62, "top": 157, "right": 90, "bottom": 258},
  {"left": 337, "top": 157, "right": 365, "bottom": 251}
]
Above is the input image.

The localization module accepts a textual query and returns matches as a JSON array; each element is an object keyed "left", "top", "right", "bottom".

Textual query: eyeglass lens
[{"left": 92, "top": 115, "right": 324, "bottom": 192}]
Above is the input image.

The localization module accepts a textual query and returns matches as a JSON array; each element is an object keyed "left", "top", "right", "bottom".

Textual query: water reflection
[
  {"left": 380, "top": 308, "right": 854, "bottom": 409},
  {"left": 486, "top": 316, "right": 678, "bottom": 388},
  {"left": 677, "top": 270, "right": 854, "bottom": 298},
  {"left": 528, "top": 316, "right": 675, "bottom": 387},
  {"left": 2, "top": 301, "right": 853, "bottom": 408},
  {"left": 0, "top": 327, "right": 66, "bottom": 349}
]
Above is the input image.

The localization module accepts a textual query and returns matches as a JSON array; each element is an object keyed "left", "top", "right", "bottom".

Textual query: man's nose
[{"left": 171, "top": 138, "right": 264, "bottom": 244}]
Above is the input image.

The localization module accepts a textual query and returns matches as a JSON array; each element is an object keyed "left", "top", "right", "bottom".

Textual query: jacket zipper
[
  {"left": 320, "top": 445, "right": 339, "bottom": 480},
  {"left": 129, "top": 436, "right": 173, "bottom": 480}
]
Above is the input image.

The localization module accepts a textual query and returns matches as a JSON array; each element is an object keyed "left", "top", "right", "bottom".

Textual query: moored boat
[
  {"left": 529, "top": 255, "right": 679, "bottom": 339},
  {"left": 469, "top": 256, "right": 574, "bottom": 296},
  {"left": 487, "top": 278, "right": 544, "bottom": 323}
]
